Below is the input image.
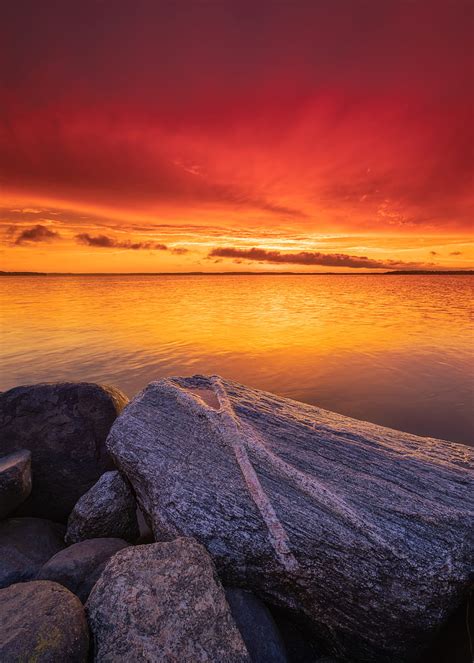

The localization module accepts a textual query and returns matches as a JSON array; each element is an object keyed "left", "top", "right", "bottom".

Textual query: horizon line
[{"left": 1, "top": 270, "right": 473, "bottom": 277}]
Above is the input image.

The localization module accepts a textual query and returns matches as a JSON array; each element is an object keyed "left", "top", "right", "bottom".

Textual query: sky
[{"left": 1, "top": 0, "right": 473, "bottom": 272}]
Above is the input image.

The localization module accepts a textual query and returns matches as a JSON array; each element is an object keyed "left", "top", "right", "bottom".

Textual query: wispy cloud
[
  {"left": 75, "top": 233, "right": 168, "bottom": 250},
  {"left": 208, "top": 247, "right": 426, "bottom": 270}
]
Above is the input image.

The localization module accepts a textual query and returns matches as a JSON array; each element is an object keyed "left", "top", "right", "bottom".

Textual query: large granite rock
[
  {"left": 66, "top": 471, "right": 139, "bottom": 544},
  {"left": 0, "top": 580, "right": 89, "bottom": 662},
  {"left": 0, "top": 449, "right": 31, "bottom": 519},
  {"left": 0, "top": 382, "right": 128, "bottom": 521},
  {"left": 107, "top": 375, "right": 474, "bottom": 663},
  {"left": 86, "top": 538, "right": 250, "bottom": 662},
  {"left": 37, "top": 537, "right": 130, "bottom": 602},
  {"left": 0, "top": 517, "right": 65, "bottom": 589},
  {"left": 225, "top": 588, "right": 288, "bottom": 663}
]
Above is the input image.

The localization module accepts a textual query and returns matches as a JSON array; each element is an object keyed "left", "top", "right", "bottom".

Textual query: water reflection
[{"left": 1, "top": 275, "right": 472, "bottom": 445}]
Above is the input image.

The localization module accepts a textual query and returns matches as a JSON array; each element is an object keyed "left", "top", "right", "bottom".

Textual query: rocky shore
[{"left": 0, "top": 377, "right": 472, "bottom": 662}]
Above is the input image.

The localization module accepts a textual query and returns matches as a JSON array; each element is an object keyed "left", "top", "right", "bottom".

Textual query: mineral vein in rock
[{"left": 209, "top": 376, "right": 299, "bottom": 572}]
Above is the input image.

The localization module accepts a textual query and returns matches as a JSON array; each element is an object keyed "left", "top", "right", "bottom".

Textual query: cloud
[
  {"left": 75, "top": 233, "right": 168, "bottom": 250},
  {"left": 430, "top": 251, "right": 438, "bottom": 256},
  {"left": 15, "top": 224, "right": 60, "bottom": 245},
  {"left": 450, "top": 251, "right": 463, "bottom": 256},
  {"left": 171, "top": 247, "right": 189, "bottom": 255},
  {"left": 208, "top": 247, "right": 425, "bottom": 270}
]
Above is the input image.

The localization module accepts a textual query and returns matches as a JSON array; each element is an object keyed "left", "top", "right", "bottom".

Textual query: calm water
[{"left": 0, "top": 275, "right": 472, "bottom": 445}]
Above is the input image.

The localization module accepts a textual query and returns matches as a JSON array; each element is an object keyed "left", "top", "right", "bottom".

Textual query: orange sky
[{"left": 1, "top": 1, "right": 472, "bottom": 272}]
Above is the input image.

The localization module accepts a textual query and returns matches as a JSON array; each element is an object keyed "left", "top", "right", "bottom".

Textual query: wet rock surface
[
  {"left": 0, "top": 516, "right": 65, "bottom": 589},
  {"left": 0, "top": 382, "right": 128, "bottom": 521},
  {"left": 225, "top": 588, "right": 288, "bottom": 663},
  {"left": 0, "top": 449, "right": 31, "bottom": 519},
  {"left": 107, "top": 375, "right": 474, "bottom": 663},
  {"left": 37, "top": 537, "right": 130, "bottom": 602},
  {"left": 66, "top": 471, "right": 139, "bottom": 544},
  {"left": 0, "top": 580, "right": 89, "bottom": 662},
  {"left": 86, "top": 537, "right": 251, "bottom": 662}
]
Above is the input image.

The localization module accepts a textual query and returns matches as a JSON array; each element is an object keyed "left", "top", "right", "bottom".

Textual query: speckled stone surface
[
  {"left": 0, "top": 580, "right": 89, "bottom": 662},
  {"left": 0, "top": 449, "right": 31, "bottom": 519},
  {"left": 66, "top": 471, "right": 139, "bottom": 544},
  {"left": 86, "top": 538, "right": 251, "bottom": 662},
  {"left": 107, "top": 375, "right": 474, "bottom": 663},
  {"left": 37, "top": 537, "right": 129, "bottom": 602},
  {"left": 0, "top": 382, "right": 128, "bottom": 521},
  {"left": 0, "top": 516, "right": 65, "bottom": 589}
]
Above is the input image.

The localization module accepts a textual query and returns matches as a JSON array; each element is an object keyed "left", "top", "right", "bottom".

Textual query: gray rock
[
  {"left": 0, "top": 517, "right": 65, "bottom": 588},
  {"left": 225, "top": 588, "right": 288, "bottom": 663},
  {"left": 107, "top": 375, "right": 474, "bottom": 663},
  {"left": 37, "top": 537, "right": 130, "bottom": 602},
  {"left": 0, "top": 449, "right": 31, "bottom": 519},
  {"left": 0, "top": 580, "right": 89, "bottom": 662},
  {"left": 86, "top": 538, "right": 251, "bottom": 662},
  {"left": 66, "top": 471, "right": 139, "bottom": 544},
  {"left": 0, "top": 382, "right": 128, "bottom": 521}
]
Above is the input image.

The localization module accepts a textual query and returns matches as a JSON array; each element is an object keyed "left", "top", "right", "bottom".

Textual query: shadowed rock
[
  {"left": 107, "top": 375, "right": 474, "bottom": 663},
  {"left": 0, "top": 449, "right": 31, "bottom": 519},
  {"left": 0, "top": 382, "right": 128, "bottom": 521},
  {"left": 0, "top": 517, "right": 65, "bottom": 589},
  {"left": 66, "top": 471, "right": 139, "bottom": 544},
  {"left": 225, "top": 588, "right": 288, "bottom": 663},
  {"left": 86, "top": 538, "right": 251, "bottom": 662},
  {"left": 37, "top": 537, "right": 129, "bottom": 602},
  {"left": 0, "top": 580, "right": 89, "bottom": 662}
]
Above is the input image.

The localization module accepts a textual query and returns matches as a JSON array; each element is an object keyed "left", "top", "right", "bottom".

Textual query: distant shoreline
[{"left": 0, "top": 270, "right": 472, "bottom": 277}]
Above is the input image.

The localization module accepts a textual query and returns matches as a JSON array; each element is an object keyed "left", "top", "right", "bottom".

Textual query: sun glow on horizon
[{"left": 1, "top": 2, "right": 472, "bottom": 272}]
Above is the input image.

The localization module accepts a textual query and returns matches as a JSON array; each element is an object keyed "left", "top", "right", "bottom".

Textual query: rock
[
  {"left": 0, "top": 517, "right": 65, "bottom": 588},
  {"left": 86, "top": 538, "right": 251, "bottom": 662},
  {"left": 0, "top": 449, "right": 31, "bottom": 519},
  {"left": 66, "top": 471, "right": 139, "bottom": 544},
  {"left": 0, "top": 382, "right": 128, "bottom": 521},
  {"left": 37, "top": 537, "right": 130, "bottom": 602},
  {"left": 225, "top": 588, "right": 288, "bottom": 663},
  {"left": 107, "top": 375, "right": 474, "bottom": 663},
  {"left": 417, "top": 592, "right": 474, "bottom": 663},
  {"left": 0, "top": 580, "right": 89, "bottom": 662}
]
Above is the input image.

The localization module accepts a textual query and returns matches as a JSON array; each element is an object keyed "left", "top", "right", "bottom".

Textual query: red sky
[{"left": 1, "top": 0, "right": 472, "bottom": 272}]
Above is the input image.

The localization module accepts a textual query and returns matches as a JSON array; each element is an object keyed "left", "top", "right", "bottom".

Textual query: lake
[{"left": 0, "top": 274, "right": 472, "bottom": 445}]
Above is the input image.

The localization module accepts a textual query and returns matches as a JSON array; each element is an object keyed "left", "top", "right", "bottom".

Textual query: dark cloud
[
  {"left": 208, "top": 247, "right": 425, "bottom": 270},
  {"left": 171, "top": 247, "right": 189, "bottom": 255},
  {"left": 450, "top": 251, "right": 463, "bottom": 256},
  {"left": 75, "top": 233, "right": 168, "bottom": 250},
  {"left": 430, "top": 251, "right": 438, "bottom": 256},
  {"left": 15, "top": 224, "right": 60, "bottom": 245}
]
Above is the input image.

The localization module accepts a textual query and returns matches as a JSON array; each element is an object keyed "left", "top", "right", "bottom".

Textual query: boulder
[
  {"left": 37, "top": 537, "right": 130, "bottom": 602},
  {"left": 0, "top": 580, "right": 89, "bottom": 662},
  {"left": 107, "top": 375, "right": 474, "bottom": 663},
  {"left": 86, "top": 538, "right": 251, "bottom": 662},
  {"left": 225, "top": 588, "right": 288, "bottom": 663},
  {"left": 66, "top": 471, "right": 139, "bottom": 544},
  {"left": 0, "top": 517, "right": 65, "bottom": 588},
  {"left": 0, "top": 449, "right": 31, "bottom": 519},
  {"left": 0, "top": 382, "right": 128, "bottom": 521}
]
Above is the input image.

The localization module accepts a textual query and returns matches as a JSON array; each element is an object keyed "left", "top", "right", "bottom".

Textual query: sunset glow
[{"left": 1, "top": 1, "right": 473, "bottom": 272}]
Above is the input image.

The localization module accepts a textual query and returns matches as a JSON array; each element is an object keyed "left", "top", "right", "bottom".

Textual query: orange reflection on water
[{"left": 0, "top": 274, "right": 472, "bottom": 444}]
